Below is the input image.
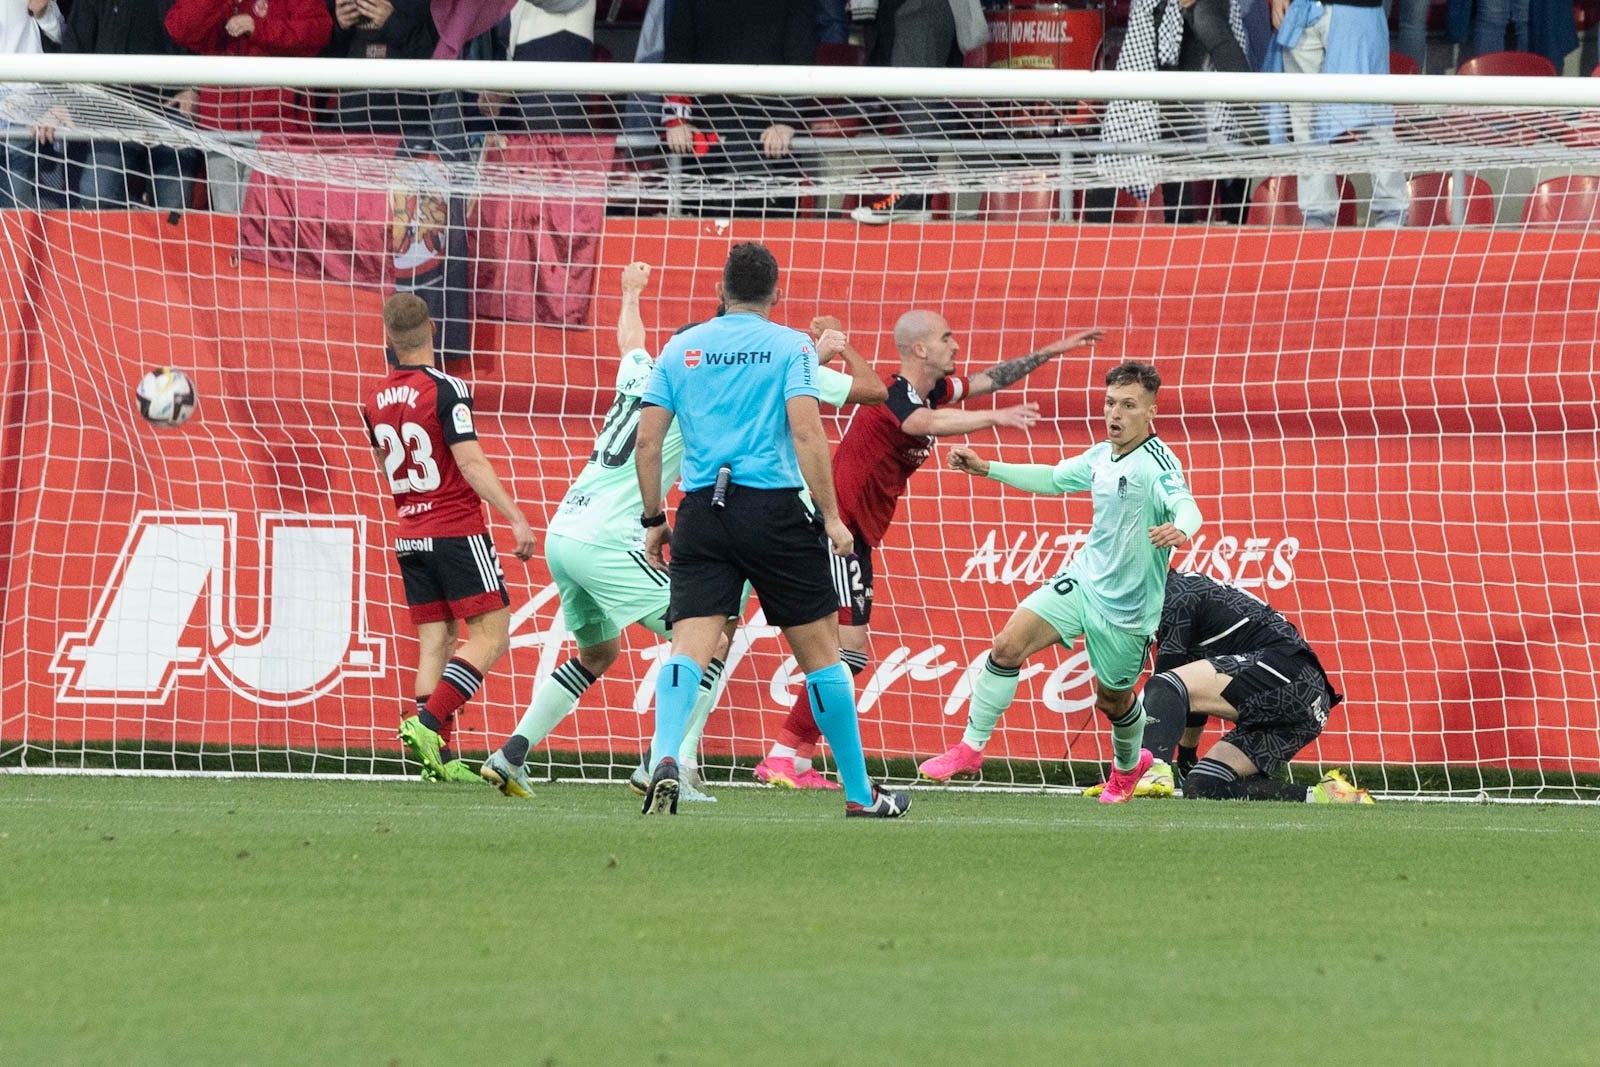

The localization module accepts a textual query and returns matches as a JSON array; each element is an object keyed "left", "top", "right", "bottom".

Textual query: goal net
[{"left": 2, "top": 57, "right": 1598, "bottom": 800}]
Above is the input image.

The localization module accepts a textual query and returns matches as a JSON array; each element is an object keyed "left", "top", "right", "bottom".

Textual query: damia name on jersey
[{"left": 375, "top": 386, "right": 421, "bottom": 409}]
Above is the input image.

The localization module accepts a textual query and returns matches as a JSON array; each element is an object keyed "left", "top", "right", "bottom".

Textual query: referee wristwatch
[{"left": 640, "top": 511, "right": 667, "bottom": 528}]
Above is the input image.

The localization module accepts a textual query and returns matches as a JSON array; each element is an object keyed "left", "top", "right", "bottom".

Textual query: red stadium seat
[
  {"left": 1070, "top": 185, "right": 1169, "bottom": 223},
  {"left": 815, "top": 42, "right": 866, "bottom": 66},
  {"left": 1520, "top": 174, "right": 1600, "bottom": 226},
  {"left": 1113, "top": 185, "right": 1167, "bottom": 223},
  {"left": 1246, "top": 175, "right": 1358, "bottom": 226},
  {"left": 1390, "top": 50, "right": 1420, "bottom": 75},
  {"left": 1407, "top": 171, "right": 1496, "bottom": 225},
  {"left": 1575, "top": 0, "right": 1600, "bottom": 34},
  {"left": 980, "top": 187, "right": 1060, "bottom": 223},
  {"left": 1455, "top": 50, "right": 1558, "bottom": 77}
]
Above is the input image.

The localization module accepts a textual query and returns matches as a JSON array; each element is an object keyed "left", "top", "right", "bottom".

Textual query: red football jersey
[
  {"left": 362, "top": 365, "right": 487, "bottom": 538},
  {"left": 834, "top": 372, "right": 968, "bottom": 547}
]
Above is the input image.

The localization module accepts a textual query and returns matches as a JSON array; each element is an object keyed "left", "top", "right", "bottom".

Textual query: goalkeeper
[
  {"left": 921, "top": 360, "right": 1201, "bottom": 803},
  {"left": 1130, "top": 569, "right": 1372, "bottom": 803}
]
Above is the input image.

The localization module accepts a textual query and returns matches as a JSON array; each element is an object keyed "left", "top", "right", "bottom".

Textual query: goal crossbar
[{"left": 11, "top": 55, "right": 1600, "bottom": 109}]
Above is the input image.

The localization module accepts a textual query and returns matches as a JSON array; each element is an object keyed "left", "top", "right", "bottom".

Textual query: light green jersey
[
  {"left": 1050, "top": 435, "right": 1197, "bottom": 633},
  {"left": 547, "top": 348, "right": 853, "bottom": 549}
]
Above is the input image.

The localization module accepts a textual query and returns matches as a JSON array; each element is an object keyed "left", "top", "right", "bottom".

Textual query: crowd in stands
[{"left": 0, "top": 0, "right": 1593, "bottom": 222}]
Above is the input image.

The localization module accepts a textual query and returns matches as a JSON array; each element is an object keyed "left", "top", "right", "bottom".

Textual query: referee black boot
[
  {"left": 641, "top": 757, "right": 680, "bottom": 815},
  {"left": 845, "top": 783, "right": 912, "bottom": 819}
]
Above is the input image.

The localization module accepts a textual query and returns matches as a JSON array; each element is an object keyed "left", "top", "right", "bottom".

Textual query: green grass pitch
[{"left": 4, "top": 776, "right": 1599, "bottom": 1065}]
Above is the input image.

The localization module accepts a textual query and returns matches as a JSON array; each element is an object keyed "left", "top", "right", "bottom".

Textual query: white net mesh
[{"left": 3, "top": 64, "right": 1598, "bottom": 799}]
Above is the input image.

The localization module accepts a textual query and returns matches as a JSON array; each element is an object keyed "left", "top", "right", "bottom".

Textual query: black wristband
[{"left": 640, "top": 511, "right": 667, "bottom": 528}]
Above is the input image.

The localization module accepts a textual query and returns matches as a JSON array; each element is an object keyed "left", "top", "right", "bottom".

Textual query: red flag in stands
[
  {"left": 241, "top": 133, "right": 633, "bottom": 357},
  {"left": 469, "top": 134, "right": 615, "bottom": 326},
  {"left": 236, "top": 133, "right": 472, "bottom": 360},
  {"left": 236, "top": 134, "right": 402, "bottom": 287}
]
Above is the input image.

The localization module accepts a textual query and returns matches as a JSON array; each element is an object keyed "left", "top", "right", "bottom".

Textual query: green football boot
[{"left": 398, "top": 715, "right": 447, "bottom": 781}]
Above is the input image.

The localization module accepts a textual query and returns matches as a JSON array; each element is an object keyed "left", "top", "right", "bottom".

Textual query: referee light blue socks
[
  {"left": 805, "top": 662, "right": 873, "bottom": 806},
  {"left": 963, "top": 655, "right": 1021, "bottom": 750},
  {"left": 650, "top": 655, "right": 702, "bottom": 770},
  {"left": 678, "top": 658, "right": 726, "bottom": 766}
]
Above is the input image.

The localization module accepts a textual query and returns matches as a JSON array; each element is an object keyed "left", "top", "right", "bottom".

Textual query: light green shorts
[
  {"left": 1019, "top": 573, "right": 1153, "bottom": 691},
  {"left": 545, "top": 532, "right": 671, "bottom": 647}
]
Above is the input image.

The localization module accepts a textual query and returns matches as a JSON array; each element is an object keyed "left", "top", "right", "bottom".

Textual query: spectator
[
  {"left": 321, "top": 0, "right": 439, "bottom": 135},
  {"left": 817, "top": 0, "right": 849, "bottom": 45},
  {"left": 1265, "top": 0, "right": 1407, "bottom": 227},
  {"left": 662, "top": 0, "right": 816, "bottom": 217},
  {"left": 1, "top": 0, "right": 69, "bottom": 210},
  {"left": 1089, "top": 0, "right": 1253, "bottom": 225},
  {"left": 165, "top": 0, "right": 333, "bottom": 212},
  {"left": 477, "top": 0, "right": 597, "bottom": 134},
  {"left": 1467, "top": 0, "right": 1529, "bottom": 57},
  {"left": 849, "top": 0, "right": 987, "bottom": 223},
  {"left": 1393, "top": 0, "right": 1428, "bottom": 71},
  {"left": 1450, "top": 0, "right": 1575, "bottom": 70},
  {"left": 61, "top": 0, "right": 201, "bottom": 212},
  {"left": 1161, "top": 0, "right": 1254, "bottom": 223}
]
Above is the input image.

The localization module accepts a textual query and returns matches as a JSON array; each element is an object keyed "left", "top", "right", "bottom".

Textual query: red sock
[
  {"left": 777, "top": 689, "right": 824, "bottom": 750},
  {"left": 425, "top": 657, "right": 484, "bottom": 722}
]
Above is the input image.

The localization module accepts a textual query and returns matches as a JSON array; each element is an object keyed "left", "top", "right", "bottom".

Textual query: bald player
[{"left": 753, "top": 311, "right": 1105, "bottom": 788}]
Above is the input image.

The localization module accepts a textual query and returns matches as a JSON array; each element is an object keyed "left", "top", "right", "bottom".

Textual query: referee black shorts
[{"left": 668, "top": 485, "right": 838, "bottom": 629}]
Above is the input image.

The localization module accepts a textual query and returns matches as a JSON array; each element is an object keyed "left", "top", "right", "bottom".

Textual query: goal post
[{"left": 2, "top": 57, "right": 1598, "bottom": 800}]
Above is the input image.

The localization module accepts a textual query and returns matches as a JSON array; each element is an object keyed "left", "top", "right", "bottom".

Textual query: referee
[{"left": 633, "top": 243, "right": 911, "bottom": 818}]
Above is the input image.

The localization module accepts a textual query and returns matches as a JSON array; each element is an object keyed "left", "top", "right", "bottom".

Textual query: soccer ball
[{"left": 135, "top": 367, "right": 198, "bottom": 427}]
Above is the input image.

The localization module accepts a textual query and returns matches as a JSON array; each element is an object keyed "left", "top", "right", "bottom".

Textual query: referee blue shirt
[{"left": 643, "top": 312, "right": 820, "bottom": 491}]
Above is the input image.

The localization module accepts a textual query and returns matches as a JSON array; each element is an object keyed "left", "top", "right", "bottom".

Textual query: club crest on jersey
[
  {"left": 1117, "top": 476, "right": 1128, "bottom": 498},
  {"left": 684, "top": 348, "right": 703, "bottom": 369}
]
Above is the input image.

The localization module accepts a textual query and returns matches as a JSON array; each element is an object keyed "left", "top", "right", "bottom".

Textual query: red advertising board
[{"left": 2, "top": 213, "right": 1597, "bottom": 772}]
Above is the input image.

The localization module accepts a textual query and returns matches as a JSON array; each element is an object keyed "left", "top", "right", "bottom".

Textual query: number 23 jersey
[{"left": 362, "top": 365, "right": 487, "bottom": 539}]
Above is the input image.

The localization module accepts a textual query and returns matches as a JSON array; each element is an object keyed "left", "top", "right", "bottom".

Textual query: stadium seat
[
  {"left": 1576, "top": 0, "right": 1600, "bottom": 35},
  {"left": 1113, "top": 185, "right": 1167, "bottom": 223},
  {"left": 1072, "top": 185, "right": 1169, "bottom": 223},
  {"left": 1390, "top": 50, "right": 1420, "bottom": 75},
  {"left": 1520, "top": 174, "right": 1600, "bottom": 226},
  {"left": 1246, "top": 175, "right": 1358, "bottom": 226},
  {"left": 1407, "top": 171, "right": 1496, "bottom": 225},
  {"left": 1454, "top": 50, "right": 1558, "bottom": 77},
  {"left": 980, "top": 187, "right": 1060, "bottom": 223}
]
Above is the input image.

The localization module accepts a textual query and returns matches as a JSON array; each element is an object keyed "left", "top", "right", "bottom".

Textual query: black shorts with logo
[
  {"left": 668, "top": 485, "right": 837, "bottom": 629},
  {"left": 830, "top": 538, "right": 874, "bottom": 627},
  {"left": 1211, "top": 648, "right": 1337, "bottom": 777},
  {"left": 396, "top": 532, "right": 509, "bottom": 624}
]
